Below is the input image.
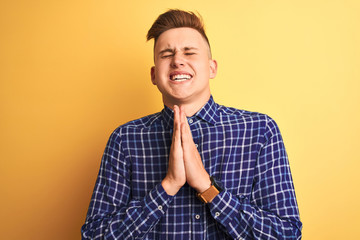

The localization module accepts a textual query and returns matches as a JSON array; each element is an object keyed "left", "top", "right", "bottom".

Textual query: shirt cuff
[
  {"left": 143, "top": 183, "right": 175, "bottom": 223},
  {"left": 208, "top": 190, "right": 251, "bottom": 230}
]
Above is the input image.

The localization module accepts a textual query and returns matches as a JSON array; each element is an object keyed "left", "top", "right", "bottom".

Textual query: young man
[{"left": 82, "top": 10, "right": 302, "bottom": 239}]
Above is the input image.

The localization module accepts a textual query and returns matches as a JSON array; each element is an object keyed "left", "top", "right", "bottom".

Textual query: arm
[
  {"left": 81, "top": 128, "right": 174, "bottom": 240},
  {"left": 208, "top": 116, "right": 302, "bottom": 239}
]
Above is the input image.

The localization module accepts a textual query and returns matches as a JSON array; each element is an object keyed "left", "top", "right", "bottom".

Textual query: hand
[
  {"left": 179, "top": 106, "right": 211, "bottom": 193},
  {"left": 162, "top": 105, "right": 211, "bottom": 195},
  {"left": 162, "top": 105, "right": 186, "bottom": 195}
]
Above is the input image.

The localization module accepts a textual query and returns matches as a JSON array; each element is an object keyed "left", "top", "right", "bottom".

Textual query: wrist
[
  {"left": 196, "top": 176, "right": 224, "bottom": 204},
  {"left": 194, "top": 177, "right": 212, "bottom": 193},
  {"left": 161, "top": 178, "right": 182, "bottom": 196}
]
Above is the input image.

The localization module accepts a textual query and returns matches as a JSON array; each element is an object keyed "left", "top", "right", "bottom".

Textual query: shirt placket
[{"left": 189, "top": 118, "right": 206, "bottom": 239}]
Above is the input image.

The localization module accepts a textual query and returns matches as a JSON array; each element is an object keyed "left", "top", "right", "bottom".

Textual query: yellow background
[{"left": 1, "top": 0, "right": 359, "bottom": 239}]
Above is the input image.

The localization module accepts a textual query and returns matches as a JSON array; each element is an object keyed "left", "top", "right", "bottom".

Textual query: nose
[{"left": 171, "top": 53, "right": 185, "bottom": 68}]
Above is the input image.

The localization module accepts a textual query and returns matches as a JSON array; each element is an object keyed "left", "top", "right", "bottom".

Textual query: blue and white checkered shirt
[{"left": 81, "top": 96, "right": 302, "bottom": 239}]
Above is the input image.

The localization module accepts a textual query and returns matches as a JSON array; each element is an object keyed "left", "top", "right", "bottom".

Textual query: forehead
[{"left": 154, "top": 27, "right": 208, "bottom": 52}]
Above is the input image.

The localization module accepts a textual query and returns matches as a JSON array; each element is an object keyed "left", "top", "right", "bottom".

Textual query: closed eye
[{"left": 161, "top": 54, "right": 174, "bottom": 58}]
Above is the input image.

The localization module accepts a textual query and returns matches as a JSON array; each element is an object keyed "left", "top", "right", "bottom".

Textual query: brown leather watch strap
[{"left": 196, "top": 185, "right": 220, "bottom": 203}]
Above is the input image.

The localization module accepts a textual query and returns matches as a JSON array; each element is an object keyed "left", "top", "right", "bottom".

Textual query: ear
[
  {"left": 150, "top": 66, "right": 156, "bottom": 85},
  {"left": 209, "top": 59, "right": 217, "bottom": 79}
]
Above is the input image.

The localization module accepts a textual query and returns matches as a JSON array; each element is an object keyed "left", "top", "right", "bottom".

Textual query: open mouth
[{"left": 170, "top": 73, "right": 193, "bottom": 82}]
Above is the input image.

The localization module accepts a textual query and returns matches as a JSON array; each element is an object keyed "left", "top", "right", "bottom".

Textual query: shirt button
[
  {"left": 215, "top": 212, "right": 220, "bottom": 217},
  {"left": 189, "top": 119, "right": 193, "bottom": 124},
  {"left": 195, "top": 214, "right": 200, "bottom": 220},
  {"left": 158, "top": 205, "right": 163, "bottom": 211}
]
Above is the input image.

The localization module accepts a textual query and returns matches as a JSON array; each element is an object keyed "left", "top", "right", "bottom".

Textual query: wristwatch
[{"left": 196, "top": 176, "right": 224, "bottom": 203}]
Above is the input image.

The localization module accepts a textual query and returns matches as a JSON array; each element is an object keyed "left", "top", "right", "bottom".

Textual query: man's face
[{"left": 151, "top": 27, "right": 217, "bottom": 107}]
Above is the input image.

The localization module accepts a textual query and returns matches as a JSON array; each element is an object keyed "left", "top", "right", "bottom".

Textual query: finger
[
  {"left": 180, "top": 106, "right": 192, "bottom": 133},
  {"left": 172, "top": 105, "right": 179, "bottom": 140},
  {"left": 181, "top": 114, "right": 192, "bottom": 140},
  {"left": 179, "top": 107, "right": 187, "bottom": 140},
  {"left": 174, "top": 120, "right": 181, "bottom": 147},
  {"left": 180, "top": 123, "right": 186, "bottom": 145},
  {"left": 180, "top": 105, "right": 187, "bottom": 125},
  {"left": 174, "top": 106, "right": 185, "bottom": 148},
  {"left": 173, "top": 105, "right": 180, "bottom": 128},
  {"left": 178, "top": 105, "right": 183, "bottom": 125},
  {"left": 181, "top": 122, "right": 191, "bottom": 146}
]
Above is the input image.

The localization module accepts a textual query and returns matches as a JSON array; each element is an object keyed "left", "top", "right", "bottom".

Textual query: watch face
[{"left": 210, "top": 176, "right": 224, "bottom": 192}]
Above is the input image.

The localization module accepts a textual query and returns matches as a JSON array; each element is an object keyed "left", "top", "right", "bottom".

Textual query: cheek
[
  {"left": 195, "top": 62, "right": 211, "bottom": 77},
  {"left": 155, "top": 62, "right": 169, "bottom": 76}
]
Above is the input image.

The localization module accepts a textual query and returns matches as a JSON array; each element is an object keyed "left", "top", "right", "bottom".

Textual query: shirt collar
[{"left": 161, "top": 95, "right": 219, "bottom": 129}]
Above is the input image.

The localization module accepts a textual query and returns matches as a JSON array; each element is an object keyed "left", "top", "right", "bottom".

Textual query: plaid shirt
[{"left": 81, "top": 96, "right": 302, "bottom": 239}]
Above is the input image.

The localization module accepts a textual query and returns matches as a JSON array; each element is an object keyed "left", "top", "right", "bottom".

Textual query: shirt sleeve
[
  {"left": 208, "top": 116, "right": 302, "bottom": 240},
  {"left": 81, "top": 128, "right": 174, "bottom": 240}
]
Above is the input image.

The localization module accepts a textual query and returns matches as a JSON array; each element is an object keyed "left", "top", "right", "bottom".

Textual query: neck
[{"left": 163, "top": 94, "right": 211, "bottom": 116}]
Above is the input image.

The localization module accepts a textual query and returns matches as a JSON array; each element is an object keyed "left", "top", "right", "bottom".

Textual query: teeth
[{"left": 171, "top": 74, "right": 192, "bottom": 81}]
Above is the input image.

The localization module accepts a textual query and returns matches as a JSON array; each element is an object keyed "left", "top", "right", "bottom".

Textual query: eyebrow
[
  {"left": 183, "top": 47, "right": 198, "bottom": 51},
  {"left": 159, "top": 48, "right": 174, "bottom": 55}
]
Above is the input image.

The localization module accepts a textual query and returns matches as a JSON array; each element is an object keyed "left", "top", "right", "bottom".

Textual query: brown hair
[{"left": 147, "top": 9, "right": 211, "bottom": 56}]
